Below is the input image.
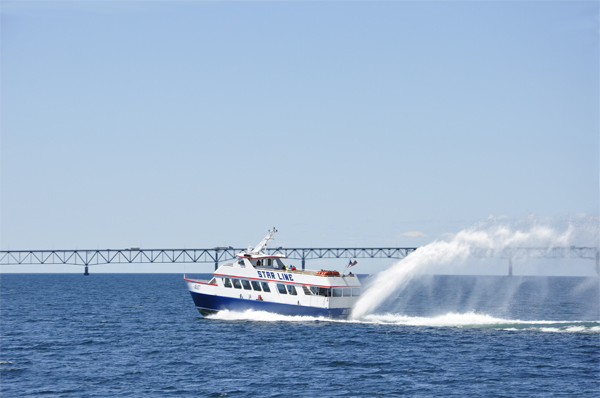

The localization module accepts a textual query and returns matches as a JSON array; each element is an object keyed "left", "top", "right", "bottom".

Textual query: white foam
[
  {"left": 203, "top": 309, "right": 599, "bottom": 332},
  {"left": 562, "top": 326, "right": 586, "bottom": 333},
  {"left": 537, "top": 325, "right": 600, "bottom": 333},
  {"left": 205, "top": 309, "right": 329, "bottom": 322},
  {"left": 360, "top": 311, "right": 515, "bottom": 326},
  {"left": 357, "top": 311, "right": 598, "bottom": 327}
]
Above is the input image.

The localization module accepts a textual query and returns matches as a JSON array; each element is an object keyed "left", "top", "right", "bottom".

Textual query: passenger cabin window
[
  {"left": 223, "top": 278, "right": 232, "bottom": 288},
  {"left": 302, "top": 285, "right": 313, "bottom": 295},
  {"left": 232, "top": 279, "right": 242, "bottom": 289},
  {"left": 267, "top": 258, "right": 272, "bottom": 266},
  {"left": 287, "top": 285, "right": 297, "bottom": 295},
  {"left": 251, "top": 281, "right": 262, "bottom": 291},
  {"left": 332, "top": 288, "right": 343, "bottom": 297},
  {"left": 277, "top": 284, "right": 287, "bottom": 294},
  {"left": 241, "top": 280, "right": 252, "bottom": 290},
  {"left": 261, "top": 282, "right": 271, "bottom": 292},
  {"left": 352, "top": 288, "right": 361, "bottom": 296},
  {"left": 317, "top": 287, "right": 332, "bottom": 297},
  {"left": 343, "top": 288, "right": 351, "bottom": 297}
]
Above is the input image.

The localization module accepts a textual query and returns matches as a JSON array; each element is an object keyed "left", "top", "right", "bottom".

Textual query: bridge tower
[{"left": 508, "top": 258, "right": 513, "bottom": 277}]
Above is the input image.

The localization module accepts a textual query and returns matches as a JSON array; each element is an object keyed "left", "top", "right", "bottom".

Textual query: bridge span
[
  {"left": 0, "top": 247, "right": 417, "bottom": 274},
  {"left": 1, "top": 246, "right": 598, "bottom": 275}
]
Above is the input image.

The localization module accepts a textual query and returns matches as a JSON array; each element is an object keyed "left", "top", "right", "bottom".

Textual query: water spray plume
[{"left": 350, "top": 216, "right": 598, "bottom": 320}]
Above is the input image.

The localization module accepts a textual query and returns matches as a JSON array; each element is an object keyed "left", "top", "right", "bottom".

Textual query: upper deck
[
  {"left": 215, "top": 261, "right": 359, "bottom": 288},
  {"left": 189, "top": 229, "right": 361, "bottom": 289}
]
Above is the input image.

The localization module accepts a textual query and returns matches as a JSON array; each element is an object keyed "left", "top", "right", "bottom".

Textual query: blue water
[{"left": 1, "top": 273, "right": 598, "bottom": 397}]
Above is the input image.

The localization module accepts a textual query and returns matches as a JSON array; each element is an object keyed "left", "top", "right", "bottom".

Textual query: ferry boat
[{"left": 185, "top": 229, "right": 362, "bottom": 318}]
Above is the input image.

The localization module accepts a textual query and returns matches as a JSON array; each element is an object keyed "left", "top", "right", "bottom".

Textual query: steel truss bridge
[
  {"left": 0, "top": 247, "right": 418, "bottom": 274},
  {"left": 469, "top": 247, "right": 599, "bottom": 276},
  {"left": 1, "top": 246, "right": 598, "bottom": 275}
]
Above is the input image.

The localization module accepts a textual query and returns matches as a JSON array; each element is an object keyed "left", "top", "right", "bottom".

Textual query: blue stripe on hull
[{"left": 189, "top": 291, "right": 348, "bottom": 319}]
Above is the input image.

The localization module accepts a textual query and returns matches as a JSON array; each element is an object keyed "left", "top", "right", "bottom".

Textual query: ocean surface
[{"left": 1, "top": 273, "right": 598, "bottom": 397}]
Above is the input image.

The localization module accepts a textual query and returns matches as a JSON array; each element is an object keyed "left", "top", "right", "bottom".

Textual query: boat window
[
  {"left": 287, "top": 285, "right": 297, "bottom": 295},
  {"left": 302, "top": 285, "right": 313, "bottom": 295},
  {"left": 343, "top": 288, "right": 351, "bottom": 297},
  {"left": 223, "top": 278, "right": 232, "bottom": 288},
  {"left": 261, "top": 282, "right": 271, "bottom": 292},
  {"left": 241, "top": 279, "right": 252, "bottom": 290},
  {"left": 267, "top": 258, "right": 272, "bottom": 266},
  {"left": 352, "top": 288, "right": 361, "bottom": 296},
  {"left": 317, "top": 287, "right": 331, "bottom": 297},
  {"left": 310, "top": 286, "right": 319, "bottom": 295},
  {"left": 232, "top": 279, "right": 242, "bottom": 289},
  {"left": 277, "top": 284, "right": 287, "bottom": 294},
  {"left": 332, "top": 288, "right": 343, "bottom": 297},
  {"left": 251, "top": 281, "right": 262, "bottom": 291}
]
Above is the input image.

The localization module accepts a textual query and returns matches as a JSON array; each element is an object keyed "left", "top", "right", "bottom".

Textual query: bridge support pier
[
  {"left": 84, "top": 266, "right": 89, "bottom": 276},
  {"left": 215, "top": 249, "right": 219, "bottom": 271},
  {"left": 595, "top": 251, "right": 599, "bottom": 276},
  {"left": 302, "top": 258, "right": 305, "bottom": 271},
  {"left": 508, "top": 258, "right": 513, "bottom": 277}
]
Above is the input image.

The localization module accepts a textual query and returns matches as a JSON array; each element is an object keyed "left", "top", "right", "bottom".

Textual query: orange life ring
[{"left": 316, "top": 270, "right": 339, "bottom": 276}]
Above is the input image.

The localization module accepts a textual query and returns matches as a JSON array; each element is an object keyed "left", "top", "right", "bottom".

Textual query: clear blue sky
[{"left": 1, "top": 1, "right": 598, "bottom": 273}]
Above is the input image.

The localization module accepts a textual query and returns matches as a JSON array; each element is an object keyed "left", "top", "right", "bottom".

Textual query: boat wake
[
  {"left": 203, "top": 309, "right": 600, "bottom": 333},
  {"left": 360, "top": 312, "right": 600, "bottom": 332},
  {"left": 204, "top": 309, "right": 328, "bottom": 322}
]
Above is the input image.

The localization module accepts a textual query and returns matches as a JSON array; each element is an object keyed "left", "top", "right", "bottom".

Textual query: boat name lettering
[{"left": 256, "top": 271, "right": 294, "bottom": 282}]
